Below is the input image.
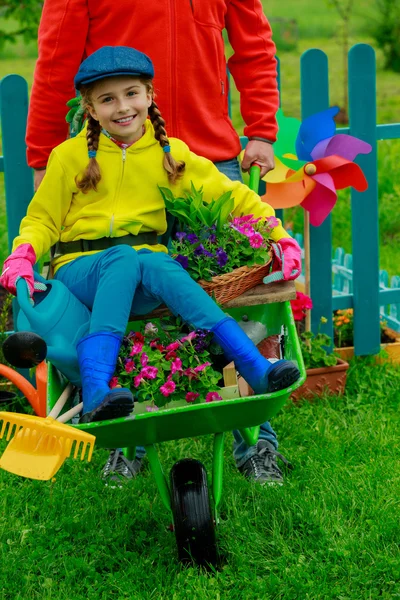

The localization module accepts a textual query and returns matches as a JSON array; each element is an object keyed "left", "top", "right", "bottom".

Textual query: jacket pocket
[{"left": 190, "top": 0, "right": 225, "bottom": 27}]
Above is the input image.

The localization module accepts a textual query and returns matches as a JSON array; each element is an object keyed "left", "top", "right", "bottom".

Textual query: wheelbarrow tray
[{"left": 46, "top": 301, "right": 305, "bottom": 448}]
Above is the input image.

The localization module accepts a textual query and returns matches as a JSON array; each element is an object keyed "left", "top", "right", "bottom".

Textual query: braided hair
[
  {"left": 148, "top": 98, "right": 185, "bottom": 184},
  {"left": 76, "top": 84, "right": 102, "bottom": 193}
]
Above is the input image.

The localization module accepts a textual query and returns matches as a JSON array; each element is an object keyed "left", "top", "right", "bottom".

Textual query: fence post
[
  {"left": 0, "top": 75, "right": 33, "bottom": 252},
  {"left": 348, "top": 45, "right": 380, "bottom": 355},
  {"left": 300, "top": 50, "right": 333, "bottom": 342}
]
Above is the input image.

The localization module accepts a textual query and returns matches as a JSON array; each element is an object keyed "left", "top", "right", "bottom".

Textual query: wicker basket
[{"left": 198, "top": 259, "right": 272, "bottom": 304}]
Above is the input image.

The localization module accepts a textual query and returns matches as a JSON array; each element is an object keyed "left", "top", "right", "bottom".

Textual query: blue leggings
[{"left": 55, "top": 246, "right": 226, "bottom": 336}]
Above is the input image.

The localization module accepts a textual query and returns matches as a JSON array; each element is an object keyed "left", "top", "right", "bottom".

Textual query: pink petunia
[
  {"left": 185, "top": 392, "right": 200, "bottom": 403},
  {"left": 140, "top": 353, "right": 149, "bottom": 367},
  {"left": 180, "top": 331, "right": 197, "bottom": 343},
  {"left": 134, "top": 374, "right": 144, "bottom": 387},
  {"left": 194, "top": 362, "right": 211, "bottom": 373},
  {"left": 130, "top": 341, "right": 144, "bottom": 356},
  {"left": 109, "top": 377, "right": 119, "bottom": 389},
  {"left": 249, "top": 232, "right": 264, "bottom": 249},
  {"left": 183, "top": 368, "right": 199, "bottom": 381},
  {"left": 145, "top": 405, "right": 159, "bottom": 412},
  {"left": 141, "top": 366, "right": 158, "bottom": 380},
  {"left": 165, "top": 350, "right": 177, "bottom": 361},
  {"left": 166, "top": 341, "right": 180, "bottom": 352},
  {"left": 160, "top": 380, "right": 176, "bottom": 397},
  {"left": 267, "top": 216, "right": 280, "bottom": 228},
  {"left": 205, "top": 392, "right": 223, "bottom": 403},
  {"left": 171, "top": 358, "right": 183, "bottom": 374},
  {"left": 125, "top": 359, "right": 136, "bottom": 373},
  {"left": 239, "top": 224, "right": 256, "bottom": 237},
  {"left": 144, "top": 322, "right": 158, "bottom": 335}
]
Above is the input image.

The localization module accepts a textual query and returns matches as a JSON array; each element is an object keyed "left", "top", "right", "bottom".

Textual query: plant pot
[
  {"left": 291, "top": 358, "right": 349, "bottom": 402},
  {"left": 335, "top": 342, "right": 400, "bottom": 365}
]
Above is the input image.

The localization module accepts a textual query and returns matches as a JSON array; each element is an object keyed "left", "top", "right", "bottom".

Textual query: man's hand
[
  {"left": 34, "top": 169, "right": 46, "bottom": 192},
  {"left": 241, "top": 140, "right": 275, "bottom": 179}
]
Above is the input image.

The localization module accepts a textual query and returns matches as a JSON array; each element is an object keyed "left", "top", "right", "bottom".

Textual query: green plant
[
  {"left": 159, "top": 185, "right": 274, "bottom": 282},
  {"left": 300, "top": 319, "right": 338, "bottom": 369},
  {"left": 370, "top": 0, "right": 400, "bottom": 72},
  {"left": 334, "top": 308, "right": 390, "bottom": 348},
  {"left": 114, "top": 317, "right": 223, "bottom": 409}
]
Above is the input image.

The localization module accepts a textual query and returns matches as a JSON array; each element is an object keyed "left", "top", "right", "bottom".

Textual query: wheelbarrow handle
[{"left": 249, "top": 163, "right": 261, "bottom": 193}]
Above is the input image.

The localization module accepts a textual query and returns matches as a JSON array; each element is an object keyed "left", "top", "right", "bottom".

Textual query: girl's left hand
[{"left": 264, "top": 238, "right": 302, "bottom": 283}]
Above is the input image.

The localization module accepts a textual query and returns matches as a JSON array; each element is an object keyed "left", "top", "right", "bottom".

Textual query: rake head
[{"left": 0, "top": 412, "right": 96, "bottom": 481}]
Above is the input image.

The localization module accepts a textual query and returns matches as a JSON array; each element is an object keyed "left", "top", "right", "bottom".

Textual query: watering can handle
[
  {"left": 249, "top": 163, "right": 261, "bottom": 193},
  {"left": 16, "top": 278, "right": 47, "bottom": 316}
]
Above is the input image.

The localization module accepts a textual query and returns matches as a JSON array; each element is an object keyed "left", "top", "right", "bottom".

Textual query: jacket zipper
[{"left": 110, "top": 147, "right": 126, "bottom": 235}]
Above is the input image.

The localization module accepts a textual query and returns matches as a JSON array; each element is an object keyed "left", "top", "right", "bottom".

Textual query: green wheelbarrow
[{"left": 43, "top": 292, "right": 306, "bottom": 567}]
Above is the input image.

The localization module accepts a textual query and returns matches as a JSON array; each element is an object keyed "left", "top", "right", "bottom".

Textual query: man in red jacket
[{"left": 27, "top": 0, "right": 288, "bottom": 487}]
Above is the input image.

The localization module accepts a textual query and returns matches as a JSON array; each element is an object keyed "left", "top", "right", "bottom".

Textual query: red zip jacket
[{"left": 26, "top": 0, "right": 279, "bottom": 169}]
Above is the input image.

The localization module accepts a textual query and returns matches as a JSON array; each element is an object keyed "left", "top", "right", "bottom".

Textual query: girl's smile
[{"left": 87, "top": 76, "right": 152, "bottom": 144}]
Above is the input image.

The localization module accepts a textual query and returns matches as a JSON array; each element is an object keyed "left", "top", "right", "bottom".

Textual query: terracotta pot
[{"left": 291, "top": 358, "right": 349, "bottom": 402}]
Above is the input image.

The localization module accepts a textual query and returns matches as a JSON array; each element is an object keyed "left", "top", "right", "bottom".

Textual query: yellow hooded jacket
[{"left": 14, "top": 121, "right": 289, "bottom": 273}]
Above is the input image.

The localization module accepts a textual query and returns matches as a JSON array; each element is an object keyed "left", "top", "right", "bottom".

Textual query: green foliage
[
  {"left": 370, "top": 0, "right": 400, "bottom": 72},
  {"left": 0, "top": 1, "right": 42, "bottom": 49},
  {"left": 300, "top": 326, "right": 338, "bottom": 369}
]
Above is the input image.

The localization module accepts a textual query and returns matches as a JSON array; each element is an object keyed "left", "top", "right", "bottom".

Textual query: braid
[
  {"left": 148, "top": 101, "right": 185, "bottom": 184},
  {"left": 76, "top": 107, "right": 102, "bottom": 193}
]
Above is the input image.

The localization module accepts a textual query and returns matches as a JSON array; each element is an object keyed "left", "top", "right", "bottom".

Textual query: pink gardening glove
[
  {"left": 0, "top": 243, "right": 36, "bottom": 296},
  {"left": 264, "top": 238, "right": 302, "bottom": 284}
]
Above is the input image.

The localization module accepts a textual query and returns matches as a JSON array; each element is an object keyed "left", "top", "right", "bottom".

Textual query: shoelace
[
  {"left": 102, "top": 450, "right": 133, "bottom": 478},
  {"left": 258, "top": 445, "right": 293, "bottom": 473}
]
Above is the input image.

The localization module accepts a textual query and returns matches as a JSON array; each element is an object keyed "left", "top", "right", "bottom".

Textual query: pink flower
[
  {"left": 165, "top": 350, "right": 178, "bottom": 361},
  {"left": 205, "top": 392, "right": 222, "bottom": 403},
  {"left": 130, "top": 341, "right": 144, "bottom": 356},
  {"left": 290, "top": 292, "right": 313, "bottom": 321},
  {"left": 183, "top": 368, "right": 198, "bottom": 381},
  {"left": 239, "top": 224, "right": 256, "bottom": 237},
  {"left": 125, "top": 359, "right": 136, "bottom": 373},
  {"left": 194, "top": 362, "right": 211, "bottom": 373},
  {"left": 160, "top": 380, "right": 176, "bottom": 397},
  {"left": 267, "top": 216, "right": 280, "bottom": 228},
  {"left": 141, "top": 365, "right": 158, "bottom": 379},
  {"left": 249, "top": 232, "right": 264, "bottom": 249},
  {"left": 109, "top": 377, "right": 119, "bottom": 389},
  {"left": 171, "top": 358, "right": 183, "bottom": 374},
  {"left": 134, "top": 374, "right": 144, "bottom": 387},
  {"left": 140, "top": 353, "right": 149, "bottom": 367},
  {"left": 166, "top": 341, "right": 180, "bottom": 352},
  {"left": 185, "top": 392, "right": 200, "bottom": 403},
  {"left": 145, "top": 405, "right": 159, "bottom": 412},
  {"left": 180, "top": 331, "right": 197, "bottom": 342}
]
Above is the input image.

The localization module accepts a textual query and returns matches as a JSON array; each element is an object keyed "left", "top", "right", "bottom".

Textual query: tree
[{"left": 0, "top": 0, "right": 43, "bottom": 48}]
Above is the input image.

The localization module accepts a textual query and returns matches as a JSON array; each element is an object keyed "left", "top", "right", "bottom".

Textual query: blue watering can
[{"left": 15, "top": 276, "right": 91, "bottom": 385}]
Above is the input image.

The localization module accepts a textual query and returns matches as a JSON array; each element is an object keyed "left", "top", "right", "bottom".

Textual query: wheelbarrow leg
[
  {"left": 145, "top": 444, "right": 172, "bottom": 515},
  {"left": 212, "top": 432, "right": 225, "bottom": 519}
]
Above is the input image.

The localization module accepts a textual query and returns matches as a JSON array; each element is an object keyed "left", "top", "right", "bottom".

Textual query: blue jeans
[{"left": 215, "top": 157, "right": 278, "bottom": 463}]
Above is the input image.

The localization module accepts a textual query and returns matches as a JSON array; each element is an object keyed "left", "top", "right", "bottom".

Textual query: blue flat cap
[{"left": 74, "top": 46, "right": 154, "bottom": 89}]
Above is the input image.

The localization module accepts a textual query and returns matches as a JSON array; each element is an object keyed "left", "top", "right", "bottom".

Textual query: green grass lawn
[{"left": 0, "top": 358, "right": 399, "bottom": 599}]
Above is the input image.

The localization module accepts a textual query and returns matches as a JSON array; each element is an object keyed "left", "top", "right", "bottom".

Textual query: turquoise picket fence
[{"left": 1, "top": 43, "right": 400, "bottom": 356}]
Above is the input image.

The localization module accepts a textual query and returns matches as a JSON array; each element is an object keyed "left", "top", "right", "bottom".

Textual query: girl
[{"left": 1, "top": 46, "right": 301, "bottom": 424}]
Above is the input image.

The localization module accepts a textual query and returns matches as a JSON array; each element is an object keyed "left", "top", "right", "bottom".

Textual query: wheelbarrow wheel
[{"left": 170, "top": 458, "right": 218, "bottom": 568}]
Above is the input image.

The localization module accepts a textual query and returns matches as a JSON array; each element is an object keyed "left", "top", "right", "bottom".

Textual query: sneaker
[
  {"left": 101, "top": 449, "right": 143, "bottom": 488},
  {"left": 238, "top": 440, "right": 293, "bottom": 486}
]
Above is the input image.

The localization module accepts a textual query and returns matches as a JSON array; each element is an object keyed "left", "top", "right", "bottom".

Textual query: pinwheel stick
[{"left": 304, "top": 212, "right": 311, "bottom": 333}]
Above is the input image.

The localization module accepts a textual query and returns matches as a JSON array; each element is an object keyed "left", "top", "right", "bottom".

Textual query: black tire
[{"left": 170, "top": 458, "right": 218, "bottom": 568}]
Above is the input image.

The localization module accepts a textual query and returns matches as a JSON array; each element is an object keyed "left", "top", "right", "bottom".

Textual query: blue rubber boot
[
  {"left": 77, "top": 332, "right": 134, "bottom": 423},
  {"left": 212, "top": 317, "right": 300, "bottom": 394}
]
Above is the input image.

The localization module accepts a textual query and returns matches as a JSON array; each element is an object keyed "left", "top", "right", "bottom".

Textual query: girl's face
[{"left": 87, "top": 76, "right": 152, "bottom": 144}]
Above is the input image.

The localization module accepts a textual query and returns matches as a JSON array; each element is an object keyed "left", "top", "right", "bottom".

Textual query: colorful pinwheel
[{"left": 263, "top": 107, "right": 372, "bottom": 226}]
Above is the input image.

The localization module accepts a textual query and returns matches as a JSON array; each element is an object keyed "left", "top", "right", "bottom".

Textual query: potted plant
[
  {"left": 114, "top": 316, "right": 246, "bottom": 413},
  {"left": 290, "top": 293, "right": 349, "bottom": 401},
  {"left": 334, "top": 309, "right": 400, "bottom": 364},
  {"left": 159, "top": 185, "right": 276, "bottom": 303}
]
